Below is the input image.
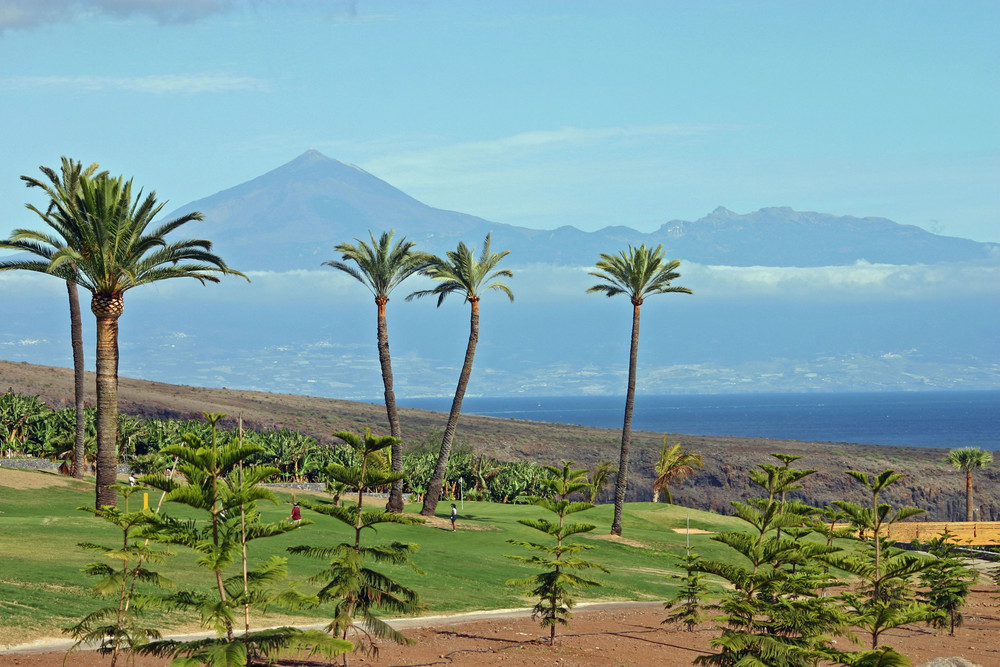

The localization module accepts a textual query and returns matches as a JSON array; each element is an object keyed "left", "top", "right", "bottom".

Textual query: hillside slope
[{"left": 2, "top": 360, "right": 995, "bottom": 521}]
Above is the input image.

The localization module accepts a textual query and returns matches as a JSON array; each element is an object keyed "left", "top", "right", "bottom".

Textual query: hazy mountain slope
[
  {"left": 174, "top": 149, "right": 527, "bottom": 271},
  {"left": 169, "top": 150, "right": 999, "bottom": 271},
  {"left": 651, "top": 206, "right": 995, "bottom": 266}
]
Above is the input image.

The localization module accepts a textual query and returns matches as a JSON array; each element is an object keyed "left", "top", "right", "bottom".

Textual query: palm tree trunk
[
  {"left": 377, "top": 298, "right": 405, "bottom": 513},
  {"left": 93, "top": 299, "right": 122, "bottom": 509},
  {"left": 66, "top": 279, "right": 87, "bottom": 479},
  {"left": 611, "top": 302, "right": 641, "bottom": 536},
  {"left": 421, "top": 299, "right": 479, "bottom": 517},
  {"left": 966, "top": 469, "right": 974, "bottom": 521}
]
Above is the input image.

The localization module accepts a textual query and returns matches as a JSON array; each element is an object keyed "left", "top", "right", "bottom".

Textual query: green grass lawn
[{"left": 0, "top": 470, "right": 746, "bottom": 644}]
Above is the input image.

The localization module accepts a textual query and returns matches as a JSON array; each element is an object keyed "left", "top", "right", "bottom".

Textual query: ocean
[{"left": 397, "top": 391, "right": 1000, "bottom": 450}]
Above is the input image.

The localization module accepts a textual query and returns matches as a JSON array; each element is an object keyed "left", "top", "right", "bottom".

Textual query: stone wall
[{"left": 0, "top": 458, "right": 130, "bottom": 473}]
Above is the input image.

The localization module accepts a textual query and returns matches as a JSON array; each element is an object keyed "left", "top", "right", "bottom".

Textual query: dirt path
[{"left": 3, "top": 590, "right": 999, "bottom": 666}]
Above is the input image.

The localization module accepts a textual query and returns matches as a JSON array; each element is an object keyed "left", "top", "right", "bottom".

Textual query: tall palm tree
[
  {"left": 946, "top": 447, "right": 993, "bottom": 521},
  {"left": 587, "top": 244, "right": 690, "bottom": 535},
  {"left": 324, "top": 231, "right": 432, "bottom": 513},
  {"left": 652, "top": 439, "right": 703, "bottom": 504},
  {"left": 36, "top": 172, "right": 245, "bottom": 508},
  {"left": 1, "top": 158, "right": 106, "bottom": 478},
  {"left": 408, "top": 234, "right": 513, "bottom": 517}
]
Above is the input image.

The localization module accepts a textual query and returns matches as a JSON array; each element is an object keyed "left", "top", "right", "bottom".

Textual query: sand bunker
[{"left": 671, "top": 527, "right": 714, "bottom": 534}]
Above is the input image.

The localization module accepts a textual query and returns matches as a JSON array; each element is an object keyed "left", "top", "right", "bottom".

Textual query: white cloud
[
  {"left": 0, "top": 0, "right": 370, "bottom": 32},
  {"left": 479, "top": 259, "right": 1000, "bottom": 303},
  {"left": 2, "top": 73, "right": 269, "bottom": 94},
  {"left": 4, "top": 259, "right": 997, "bottom": 318},
  {"left": 0, "top": 270, "right": 66, "bottom": 295},
  {"left": 205, "top": 260, "right": 1000, "bottom": 304},
  {"left": 0, "top": 0, "right": 226, "bottom": 31},
  {"left": 366, "top": 124, "right": 722, "bottom": 179},
  {"left": 681, "top": 260, "right": 1000, "bottom": 300}
]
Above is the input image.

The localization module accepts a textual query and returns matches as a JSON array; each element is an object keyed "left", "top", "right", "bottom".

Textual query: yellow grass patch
[
  {"left": 834, "top": 521, "right": 1000, "bottom": 546},
  {"left": 584, "top": 533, "right": 651, "bottom": 549},
  {"left": 0, "top": 467, "right": 73, "bottom": 491}
]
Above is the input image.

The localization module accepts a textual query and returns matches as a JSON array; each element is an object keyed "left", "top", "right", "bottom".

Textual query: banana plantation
[{"left": 0, "top": 389, "right": 551, "bottom": 503}]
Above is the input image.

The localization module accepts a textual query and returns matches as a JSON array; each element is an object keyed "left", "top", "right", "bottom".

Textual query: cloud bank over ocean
[{"left": 3, "top": 255, "right": 997, "bottom": 398}]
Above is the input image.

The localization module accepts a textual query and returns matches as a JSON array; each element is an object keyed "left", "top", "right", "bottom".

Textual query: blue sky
[{"left": 1, "top": 0, "right": 997, "bottom": 243}]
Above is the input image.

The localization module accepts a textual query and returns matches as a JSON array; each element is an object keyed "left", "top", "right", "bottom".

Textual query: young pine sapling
[
  {"left": 505, "top": 461, "right": 608, "bottom": 645},
  {"left": 290, "top": 429, "right": 424, "bottom": 665},
  {"left": 65, "top": 484, "right": 173, "bottom": 667}
]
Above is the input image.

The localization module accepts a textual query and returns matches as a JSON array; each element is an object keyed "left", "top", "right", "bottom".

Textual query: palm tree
[
  {"left": 1, "top": 158, "right": 106, "bottom": 478},
  {"left": 35, "top": 172, "right": 245, "bottom": 508},
  {"left": 587, "top": 244, "right": 691, "bottom": 535},
  {"left": 325, "top": 231, "right": 432, "bottom": 513},
  {"left": 652, "top": 439, "right": 703, "bottom": 504},
  {"left": 947, "top": 447, "right": 993, "bottom": 521},
  {"left": 587, "top": 461, "right": 616, "bottom": 504},
  {"left": 407, "top": 234, "right": 513, "bottom": 517}
]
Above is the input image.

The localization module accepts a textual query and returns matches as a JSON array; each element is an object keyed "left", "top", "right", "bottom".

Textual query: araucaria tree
[
  {"left": 919, "top": 530, "right": 977, "bottom": 636},
  {"left": 694, "top": 456, "right": 848, "bottom": 666},
  {"left": 325, "top": 231, "right": 432, "bottom": 513},
  {"left": 506, "top": 461, "right": 607, "bottom": 645},
  {"left": 290, "top": 429, "right": 423, "bottom": 663},
  {"left": 1, "top": 158, "right": 106, "bottom": 479},
  {"left": 140, "top": 413, "right": 347, "bottom": 665},
  {"left": 65, "top": 484, "right": 172, "bottom": 667},
  {"left": 946, "top": 447, "right": 993, "bottom": 521},
  {"left": 833, "top": 470, "right": 936, "bottom": 653},
  {"left": 587, "top": 244, "right": 690, "bottom": 535},
  {"left": 29, "top": 172, "right": 244, "bottom": 509},
  {"left": 408, "top": 234, "right": 513, "bottom": 518},
  {"left": 662, "top": 544, "right": 709, "bottom": 633}
]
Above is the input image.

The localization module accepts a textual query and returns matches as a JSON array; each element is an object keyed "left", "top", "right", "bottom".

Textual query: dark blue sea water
[{"left": 398, "top": 391, "right": 1000, "bottom": 450}]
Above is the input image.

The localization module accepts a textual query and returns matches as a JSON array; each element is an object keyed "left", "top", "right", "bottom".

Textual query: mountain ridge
[{"left": 168, "top": 150, "right": 998, "bottom": 272}]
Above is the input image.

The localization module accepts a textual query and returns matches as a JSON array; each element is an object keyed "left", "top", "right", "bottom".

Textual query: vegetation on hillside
[
  {"left": 0, "top": 390, "right": 561, "bottom": 505},
  {"left": 1, "top": 441, "right": 995, "bottom": 666}
]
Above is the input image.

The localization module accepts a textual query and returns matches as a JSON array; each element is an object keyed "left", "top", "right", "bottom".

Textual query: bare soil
[
  {"left": 3, "top": 589, "right": 999, "bottom": 666},
  {"left": 4, "top": 361, "right": 1000, "bottom": 665}
]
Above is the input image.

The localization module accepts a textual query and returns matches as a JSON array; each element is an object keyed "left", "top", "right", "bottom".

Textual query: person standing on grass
[{"left": 451, "top": 503, "right": 458, "bottom": 532}]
